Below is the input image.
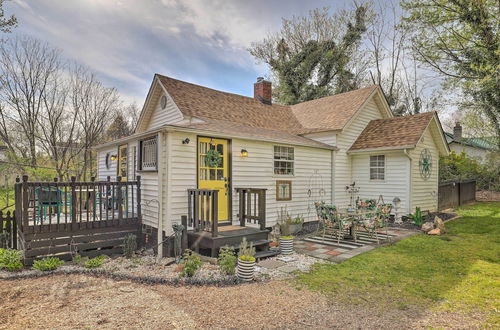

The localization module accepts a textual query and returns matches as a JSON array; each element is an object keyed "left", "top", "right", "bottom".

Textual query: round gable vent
[{"left": 160, "top": 95, "right": 167, "bottom": 109}]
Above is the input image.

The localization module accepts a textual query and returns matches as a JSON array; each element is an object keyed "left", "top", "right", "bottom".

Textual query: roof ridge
[
  {"left": 156, "top": 73, "right": 291, "bottom": 109},
  {"left": 290, "top": 85, "right": 378, "bottom": 107}
]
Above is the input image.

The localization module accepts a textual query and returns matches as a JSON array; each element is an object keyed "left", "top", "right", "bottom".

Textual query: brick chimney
[
  {"left": 453, "top": 122, "right": 462, "bottom": 140},
  {"left": 254, "top": 77, "right": 272, "bottom": 105}
]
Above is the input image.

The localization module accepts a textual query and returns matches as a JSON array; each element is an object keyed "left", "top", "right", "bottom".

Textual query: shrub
[
  {"left": 72, "top": 254, "right": 82, "bottom": 265},
  {"left": 123, "top": 233, "right": 137, "bottom": 258},
  {"left": 84, "top": 255, "right": 108, "bottom": 269},
  {"left": 180, "top": 250, "right": 202, "bottom": 277},
  {"left": 291, "top": 215, "right": 304, "bottom": 225},
  {"left": 238, "top": 238, "right": 255, "bottom": 261},
  {"left": 408, "top": 207, "right": 425, "bottom": 226},
  {"left": 0, "top": 248, "right": 23, "bottom": 271},
  {"left": 32, "top": 257, "right": 64, "bottom": 271},
  {"left": 218, "top": 246, "right": 236, "bottom": 275}
]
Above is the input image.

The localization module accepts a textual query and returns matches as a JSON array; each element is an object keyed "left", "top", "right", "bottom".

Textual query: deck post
[
  {"left": 211, "top": 190, "right": 218, "bottom": 238},
  {"left": 14, "top": 177, "right": 22, "bottom": 246},
  {"left": 238, "top": 189, "right": 246, "bottom": 227},
  {"left": 70, "top": 176, "right": 77, "bottom": 230},
  {"left": 181, "top": 215, "right": 188, "bottom": 251},
  {"left": 117, "top": 176, "right": 123, "bottom": 224},
  {"left": 21, "top": 175, "right": 29, "bottom": 233},
  {"left": 136, "top": 176, "right": 142, "bottom": 247},
  {"left": 259, "top": 189, "right": 266, "bottom": 230}
]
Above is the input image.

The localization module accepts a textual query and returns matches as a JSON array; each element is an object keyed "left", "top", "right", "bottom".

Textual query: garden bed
[{"left": 0, "top": 250, "right": 321, "bottom": 284}]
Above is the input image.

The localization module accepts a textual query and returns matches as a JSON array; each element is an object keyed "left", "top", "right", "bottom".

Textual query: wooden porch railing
[
  {"left": 0, "top": 210, "right": 17, "bottom": 249},
  {"left": 235, "top": 188, "right": 266, "bottom": 230},
  {"left": 14, "top": 175, "right": 142, "bottom": 234},
  {"left": 187, "top": 189, "right": 218, "bottom": 237}
]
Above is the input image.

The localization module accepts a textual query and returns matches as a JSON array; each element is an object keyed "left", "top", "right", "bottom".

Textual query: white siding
[
  {"left": 162, "top": 132, "right": 333, "bottom": 232},
  {"left": 334, "top": 98, "right": 386, "bottom": 207},
  {"left": 410, "top": 127, "right": 440, "bottom": 212},
  {"left": 351, "top": 152, "right": 410, "bottom": 214},
  {"left": 303, "top": 131, "right": 337, "bottom": 146},
  {"left": 164, "top": 131, "right": 197, "bottom": 233},
  {"left": 145, "top": 92, "right": 183, "bottom": 131},
  {"left": 97, "top": 138, "right": 160, "bottom": 228},
  {"left": 231, "top": 139, "right": 332, "bottom": 225},
  {"left": 97, "top": 146, "right": 118, "bottom": 181}
]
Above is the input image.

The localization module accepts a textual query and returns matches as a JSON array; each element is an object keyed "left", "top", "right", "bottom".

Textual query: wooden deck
[{"left": 188, "top": 225, "right": 272, "bottom": 258}]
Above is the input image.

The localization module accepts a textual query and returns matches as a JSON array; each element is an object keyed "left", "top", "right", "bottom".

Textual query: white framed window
[
  {"left": 370, "top": 155, "right": 385, "bottom": 180},
  {"left": 274, "top": 146, "right": 294, "bottom": 175},
  {"left": 139, "top": 136, "right": 158, "bottom": 171}
]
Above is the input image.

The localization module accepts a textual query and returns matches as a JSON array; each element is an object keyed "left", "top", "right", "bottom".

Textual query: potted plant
[
  {"left": 289, "top": 215, "right": 304, "bottom": 234},
  {"left": 237, "top": 238, "right": 256, "bottom": 282},
  {"left": 277, "top": 207, "right": 294, "bottom": 255}
]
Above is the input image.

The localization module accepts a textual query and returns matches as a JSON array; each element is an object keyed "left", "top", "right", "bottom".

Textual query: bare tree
[
  {"left": 0, "top": 36, "right": 62, "bottom": 167},
  {"left": 70, "top": 65, "right": 120, "bottom": 179},
  {"left": 36, "top": 68, "right": 83, "bottom": 180},
  {"left": 366, "top": 2, "right": 429, "bottom": 116}
]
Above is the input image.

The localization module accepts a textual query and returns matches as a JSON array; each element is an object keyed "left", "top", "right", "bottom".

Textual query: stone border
[{"left": 0, "top": 267, "right": 243, "bottom": 287}]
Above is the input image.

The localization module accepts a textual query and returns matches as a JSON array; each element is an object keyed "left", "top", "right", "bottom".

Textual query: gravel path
[{"left": 0, "top": 275, "right": 485, "bottom": 329}]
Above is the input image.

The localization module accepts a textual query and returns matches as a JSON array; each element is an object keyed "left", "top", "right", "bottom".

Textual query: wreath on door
[{"left": 205, "top": 149, "right": 222, "bottom": 167}]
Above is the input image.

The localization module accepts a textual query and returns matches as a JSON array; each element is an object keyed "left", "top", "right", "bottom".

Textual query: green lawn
[{"left": 297, "top": 202, "right": 500, "bottom": 326}]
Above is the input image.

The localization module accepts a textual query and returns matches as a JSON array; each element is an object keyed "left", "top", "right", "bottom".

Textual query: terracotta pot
[
  {"left": 279, "top": 237, "right": 294, "bottom": 255},
  {"left": 237, "top": 258, "right": 255, "bottom": 282}
]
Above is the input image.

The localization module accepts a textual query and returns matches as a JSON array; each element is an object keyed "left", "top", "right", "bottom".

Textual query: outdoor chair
[
  {"left": 358, "top": 202, "right": 393, "bottom": 244},
  {"left": 34, "top": 187, "right": 69, "bottom": 223},
  {"left": 314, "top": 201, "right": 353, "bottom": 244}
]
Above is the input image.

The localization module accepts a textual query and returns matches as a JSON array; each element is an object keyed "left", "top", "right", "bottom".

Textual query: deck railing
[
  {"left": 235, "top": 188, "right": 266, "bottom": 230},
  {"left": 186, "top": 189, "right": 218, "bottom": 237},
  {"left": 0, "top": 210, "right": 17, "bottom": 249},
  {"left": 15, "top": 175, "right": 142, "bottom": 234}
]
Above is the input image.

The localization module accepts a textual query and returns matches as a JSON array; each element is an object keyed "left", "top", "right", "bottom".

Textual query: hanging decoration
[
  {"left": 205, "top": 149, "right": 222, "bottom": 168},
  {"left": 419, "top": 148, "right": 432, "bottom": 180}
]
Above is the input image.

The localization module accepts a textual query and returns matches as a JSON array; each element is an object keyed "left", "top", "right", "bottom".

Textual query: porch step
[
  {"left": 254, "top": 249, "right": 280, "bottom": 260},
  {"left": 226, "top": 239, "right": 271, "bottom": 250}
]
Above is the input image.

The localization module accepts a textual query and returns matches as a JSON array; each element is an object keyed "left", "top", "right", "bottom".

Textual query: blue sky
[{"left": 6, "top": 0, "right": 350, "bottom": 104}]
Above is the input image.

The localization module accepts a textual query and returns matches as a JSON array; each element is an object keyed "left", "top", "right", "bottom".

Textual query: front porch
[{"left": 181, "top": 188, "right": 279, "bottom": 258}]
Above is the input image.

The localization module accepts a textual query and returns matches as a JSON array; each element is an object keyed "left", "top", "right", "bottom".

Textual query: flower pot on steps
[
  {"left": 279, "top": 236, "right": 294, "bottom": 255},
  {"left": 237, "top": 257, "right": 255, "bottom": 282}
]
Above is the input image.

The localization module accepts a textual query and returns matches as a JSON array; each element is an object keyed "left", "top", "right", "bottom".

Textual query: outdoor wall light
[
  {"left": 182, "top": 138, "right": 190, "bottom": 145},
  {"left": 392, "top": 196, "right": 402, "bottom": 224},
  {"left": 110, "top": 154, "right": 118, "bottom": 161},
  {"left": 240, "top": 149, "right": 248, "bottom": 157}
]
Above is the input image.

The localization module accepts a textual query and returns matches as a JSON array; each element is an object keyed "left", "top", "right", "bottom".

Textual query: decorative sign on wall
[
  {"left": 105, "top": 153, "right": 111, "bottom": 169},
  {"left": 160, "top": 95, "right": 167, "bottom": 109},
  {"left": 276, "top": 180, "right": 292, "bottom": 201},
  {"left": 419, "top": 148, "right": 432, "bottom": 180}
]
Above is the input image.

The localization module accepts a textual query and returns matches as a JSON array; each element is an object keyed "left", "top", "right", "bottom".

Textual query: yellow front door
[
  {"left": 198, "top": 137, "right": 229, "bottom": 221},
  {"left": 117, "top": 144, "right": 128, "bottom": 181}
]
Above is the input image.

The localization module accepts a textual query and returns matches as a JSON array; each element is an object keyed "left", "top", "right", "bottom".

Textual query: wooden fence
[
  {"left": 438, "top": 179, "right": 476, "bottom": 210},
  {"left": 0, "top": 211, "right": 17, "bottom": 249},
  {"left": 14, "top": 175, "right": 142, "bottom": 264}
]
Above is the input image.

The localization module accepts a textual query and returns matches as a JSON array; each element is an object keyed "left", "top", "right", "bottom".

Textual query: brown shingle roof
[
  {"left": 349, "top": 112, "right": 435, "bottom": 151},
  {"left": 157, "top": 75, "right": 381, "bottom": 135},
  {"left": 170, "top": 118, "right": 335, "bottom": 150},
  {"left": 291, "top": 85, "right": 378, "bottom": 132},
  {"left": 157, "top": 75, "right": 303, "bottom": 133}
]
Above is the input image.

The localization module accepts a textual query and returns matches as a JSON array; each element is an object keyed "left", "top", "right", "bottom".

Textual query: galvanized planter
[
  {"left": 237, "top": 258, "right": 255, "bottom": 282},
  {"left": 279, "top": 237, "right": 294, "bottom": 255}
]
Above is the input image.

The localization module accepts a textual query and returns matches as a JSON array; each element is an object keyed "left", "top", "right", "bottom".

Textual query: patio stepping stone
[{"left": 258, "top": 260, "right": 286, "bottom": 269}]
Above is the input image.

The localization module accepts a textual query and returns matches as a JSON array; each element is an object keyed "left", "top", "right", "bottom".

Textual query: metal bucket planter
[
  {"left": 237, "top": 258, "right": 255, "bottom": 282},
  {"left": 279, "top": 236, "right": 294, "bottom": 255}
]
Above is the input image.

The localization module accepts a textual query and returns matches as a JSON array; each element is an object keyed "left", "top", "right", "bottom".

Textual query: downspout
[
  {"left": 403, "top": 149, "right": 412, "bottom": 214},
  {"left": 331, "top": 150, "right": 336, "bottom": 205},
  {"left": 156, "top": 131, "right": 165, "bottom": 260}
]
